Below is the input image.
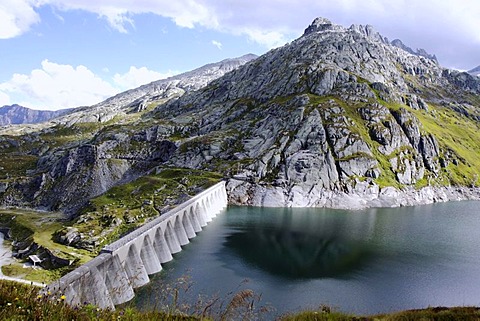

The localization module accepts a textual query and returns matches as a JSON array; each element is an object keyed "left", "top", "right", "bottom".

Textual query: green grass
[
  {"left": 372, "top": 306, "right": 480, "bottom": 321},
  {"left": 1, "top": 263, "right": 73, "bottom": 284},
  {"left": 2, "top": 280, "right": 479, "bottom": 321},
  {"left": 280, "top": 310, "right": 356, "bottom": 321},
  {"left": 0, "top": 280, "right": 202, "bottom": 321},
  {"left": 280, "top": 307, "right": 480, "bottom": 320},
  {"left": 0, "top": 209, "right": 94, "bottom": 282},
  {"left": 0, "top": 154, "right": 38, "bottom": 180},
  {"left": 410, "top": 105, "right": 480, "bottom": 186},
  {"left": 64, "top": 168, "right": 223, "bottom": 252}
]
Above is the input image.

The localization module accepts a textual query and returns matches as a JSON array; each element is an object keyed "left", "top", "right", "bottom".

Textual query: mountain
[
  {"left": 1, "top": 17, "right": 480, "bottom": 221},
  {"left": 469, "top": 65, "right": 480, "bottom": 76},
  {"left": 390, "top": 39, "right": 437, "bottom": 61},
  {"left": 0, "top": 105, "right": 71, "bottom": 126},
  {"left": 146, "top": 17, "right": 480, "bottom": 209},
  {"left": 0, "top": 54, "right": 257, "bottom": 215},
  {"left": 48, "top": 53, "right": 258, "bottom": 126}
]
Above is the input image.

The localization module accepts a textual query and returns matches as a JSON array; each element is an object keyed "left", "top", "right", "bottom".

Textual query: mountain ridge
[
  {"left": 1, "top": 17, "right": 480, "bottom": 219},
  {"left": 150, "top": 17, "right": 480, "bottom": 208},
  {"left": 469, "top": 65, "right": 480, "bottom": 76},
  {"left": 52, "top": 53, "right": 258, "bottom": 125},
  {"left": 0, "top": 105, "right": 72, "bottom": 126}
]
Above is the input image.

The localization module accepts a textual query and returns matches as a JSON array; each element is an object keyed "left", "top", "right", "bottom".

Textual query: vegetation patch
[
  {"left": 0, "top": 209, "right": 93, "bottom": 283},
  {"left": 1, "top": 279, "right": 480, "bottom": 321},
  {"left": 411, "top": 105, "right": 480, "bottom": 186},
  {"left": 0, "top": 280, "right": 200, "bottom": 321},
  {"left": 0, "top": 155, "right": 38, "bottom": 180},
  {"left": 59, "top": 168, "right": 223, "bottom": 253}
]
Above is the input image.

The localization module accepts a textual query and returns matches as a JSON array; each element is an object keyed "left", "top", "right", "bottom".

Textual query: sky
[{"left": 0, "top": 0, "right": 479, "bottom": 111}]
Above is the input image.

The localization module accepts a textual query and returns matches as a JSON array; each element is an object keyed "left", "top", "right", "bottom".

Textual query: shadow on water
[
  {"left": 135, "top": 202, "right": 480, "bottom": 315},
  {"left": 220, "top": 206, "right": 376, "bottom": 279}
]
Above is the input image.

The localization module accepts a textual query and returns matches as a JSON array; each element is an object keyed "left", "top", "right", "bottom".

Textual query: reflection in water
[
  {"left": 223, "top": 227, "right": 371, "bottom": 279},
  {"left": 222, "top": 207, "right": 377, "bottom": 278},
  {"left": 135, "top": 202, "right": 480, "bottom": 316}
]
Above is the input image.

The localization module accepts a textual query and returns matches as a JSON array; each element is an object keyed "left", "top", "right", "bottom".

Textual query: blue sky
[{"left": 0, "top": 0, "right": 479, "bottom": 110}]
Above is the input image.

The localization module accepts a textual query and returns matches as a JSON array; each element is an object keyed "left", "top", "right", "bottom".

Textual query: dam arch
[{"left": 45, "top": 181, "right": 228, "bottom": 309}]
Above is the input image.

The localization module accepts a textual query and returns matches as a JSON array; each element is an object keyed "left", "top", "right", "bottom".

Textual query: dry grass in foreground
[{"left": 1, "top": 279, "right": 480, "bottom": 321}]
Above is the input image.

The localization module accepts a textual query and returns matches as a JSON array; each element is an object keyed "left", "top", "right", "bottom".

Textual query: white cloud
[
  {"left": 43, "top": 0, "right": 218, "bottom": 32},
  {"left": 211, "top": 40, "right": 222, "bottom": 50},
  {"left": 0, "top": 60, "right": 119, "bottom": 110},
  {"left": 13, "top": 0, "right": 478, "bottom": 50},
  {"left": 240, "top": 28, "right": 288, "bottom": 49},
  {"left": 0, "top": 61, "right": 176, "bottom": 110},
  {"left": 0, "top": 91, "right": 11, "bottom": 107},
  {"left": 1, "top": 0, "right": 480, "bottom": 66},
  {"left": 0, "top": 0, "right": 40, "bottom": 39},
  {"left": 113, "top": 66, "right": 176, "bottom": 91}
]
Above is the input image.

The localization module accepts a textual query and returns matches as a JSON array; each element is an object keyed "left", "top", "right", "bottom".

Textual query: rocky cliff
[
  {"left": 149, "top": 17, "right": 480, "bottom": 209},
  {"left": 1, "top": 18, "right": 480, "bottom": 217},
  {"left": 0, "top": 54, "right": 256, "bottom": 215}
]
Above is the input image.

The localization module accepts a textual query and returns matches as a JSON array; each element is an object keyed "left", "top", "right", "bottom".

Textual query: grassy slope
[
  {"left": 1, "top": 280, "right": 479, "bottom": 321},
  {"left": 323, "top": 92, "right": 480, "bottom": 188},
  {"left": 411, "top": 105, "right": 480, "bottom": 186},
  {"left": 282, "top": 307, "right": 480, "bottom": 321},
  {"left": 0, "top": 209, "right": 93, "bottom": 283},
  {"left": 0, "top": 280, "right": 200, "bottom": 321},
  {"left": 65, "top": 168, "right": 223, "bottom": 253}
]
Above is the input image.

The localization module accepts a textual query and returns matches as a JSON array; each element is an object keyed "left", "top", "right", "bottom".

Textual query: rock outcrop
[{"left": 1, "top": 18, "right": 480, "bottom": 214}]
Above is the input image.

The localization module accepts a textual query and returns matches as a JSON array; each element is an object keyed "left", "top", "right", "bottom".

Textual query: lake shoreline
[
  {"left": 135, "top": 201, "right": 480, "bottom": 316},
  {"left": 228, "top": 181, "right": 480, "bottom": 210}
]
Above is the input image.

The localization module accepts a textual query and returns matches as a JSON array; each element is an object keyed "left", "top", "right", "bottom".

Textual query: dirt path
[{"left": 0, "top": 233, "right": 44, "bottom": 287}]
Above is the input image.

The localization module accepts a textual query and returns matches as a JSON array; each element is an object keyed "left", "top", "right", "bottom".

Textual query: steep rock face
[
  {"left": 150, "top": 17, "right": 480, "bottom": 208},
  {"left": 0, "top": 105, "right": 71, "bottom": 125},
  {"left": 2, "top": 18, "right": 480, "bottom": 213},
  {"left": 0, "top": 55, "right": 255, "bottom": 214},
  {"left": 3, "top": 131, "right": 177, "bottom": 214}
]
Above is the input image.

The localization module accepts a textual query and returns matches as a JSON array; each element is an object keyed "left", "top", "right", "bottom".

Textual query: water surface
[{"left": 135, "top": 202, "right": 480, "bottom": 316}]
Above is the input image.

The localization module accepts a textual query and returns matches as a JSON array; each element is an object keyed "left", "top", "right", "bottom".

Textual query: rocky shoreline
[{"left": 228, "top": 179, "right": 480, "bottom": 210}]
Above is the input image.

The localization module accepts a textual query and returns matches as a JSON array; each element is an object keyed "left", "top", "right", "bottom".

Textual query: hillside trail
[{"left": 0, "top": 233, "right": 44, "bottom": 287}]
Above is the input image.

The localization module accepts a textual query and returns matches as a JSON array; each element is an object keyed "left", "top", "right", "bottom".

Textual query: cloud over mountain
[
  {"left": 2, "top": 1, "right": 479, "bottom": 68},
  {"left": 0, "top": 60, "right": 170, "bottom": 110}
]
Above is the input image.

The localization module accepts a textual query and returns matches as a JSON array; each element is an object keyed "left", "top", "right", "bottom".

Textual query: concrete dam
[{"left": 45, "top": 181, "right": 228, "bottom": 309}]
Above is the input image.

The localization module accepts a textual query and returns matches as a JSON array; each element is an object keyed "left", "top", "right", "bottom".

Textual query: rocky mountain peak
[
  {"left": 1, "top": 17, "right": 480, "bottom": 218},
  {"left": 303, "top": 17, "right": 339, "bottom": 35},
  {"left": 348, "top": 23, "right": 388, "bottom": 43},
  {"left": 391, "top": 39, "right": 437, "bottom": 61}
]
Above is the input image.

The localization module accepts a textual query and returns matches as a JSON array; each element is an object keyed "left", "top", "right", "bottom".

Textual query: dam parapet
[{"left": 44, "top": 181, "right": 228, "bottom": 309}]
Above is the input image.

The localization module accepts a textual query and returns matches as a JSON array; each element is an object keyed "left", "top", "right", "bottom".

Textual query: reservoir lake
[{"left": 134, "top": 201, "right": 480, "bottom": 316}]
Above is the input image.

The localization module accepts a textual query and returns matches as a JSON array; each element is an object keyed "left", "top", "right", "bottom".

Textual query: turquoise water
[{"left": 135, "top": 202, "right": 480, "bottom": 316}]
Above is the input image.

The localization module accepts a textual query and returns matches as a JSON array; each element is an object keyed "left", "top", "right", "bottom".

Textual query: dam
[{"left": 45, "top": 181, "right": 228, "bottom": 309}]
